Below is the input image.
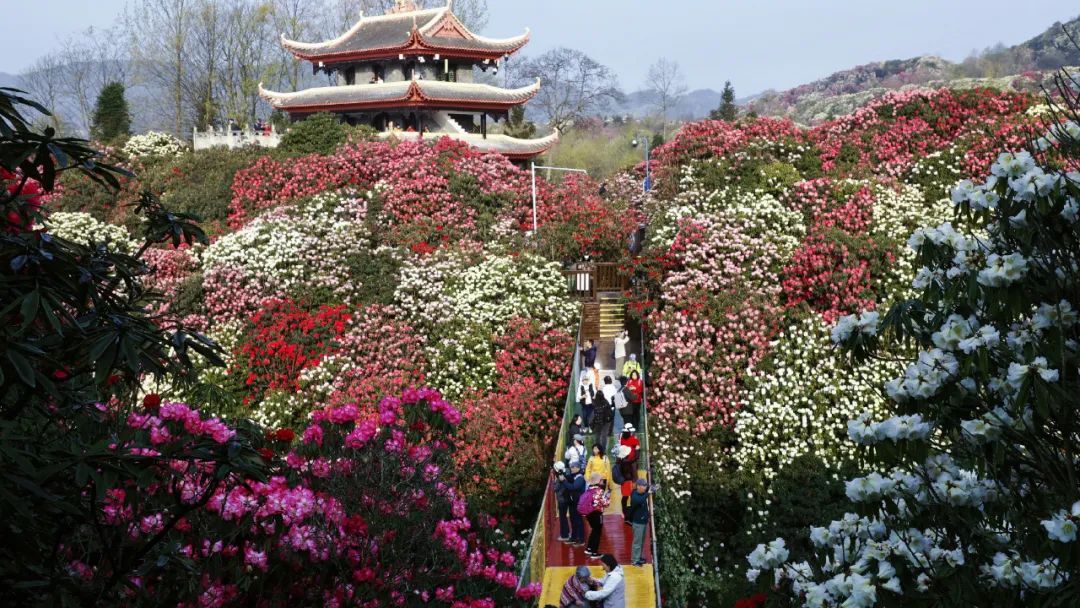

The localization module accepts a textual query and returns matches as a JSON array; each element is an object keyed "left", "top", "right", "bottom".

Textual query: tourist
[
  {"left": 569, "top": 414, "right": 586, "bottom": 442},
  {"left": 577, "top": 371, "right": 595, "bottom": 431},
  {"left": 554, "top": 461, "right": 573, "bottom": 541},
  {"left": 629, "top": 479, "right": 654, "bottom": 566},
  {"left": 624, "top": 371, "right": 643, "bottom": 426},
  {"left": 590, "top": 361, "right": 602, "bottom": 390},
  {"left": 592, "top": 379, "right": 616, "bottom": 451},
  {"left": 566, "top": 460, "right": 586, "bottom": 545},
  {"left": 613, "top": 330, "right": 630, "bottom": 373},
  {"left": 582, "top": 339, "right": 598, "bottom": 369},
  {"left": 621, "top": 353, "right": 641, "bottom": 379},
  {"left": 584, "top": 554, "right": 626, "bottom": 607},
  {"left": 558, "top": 565, "right": 593, "bottom": 608},
  {"left": 585, "top": 444, "right": 614, "bottom": 493},
  {"left": 565, "top": 434, "right": 587, "bottom": 471},
  {"left": 578, "top": 473, "right": 610, "bottom": 557},
  {"left": 618, "top": 424, "right": 639, "bottom": 483}
]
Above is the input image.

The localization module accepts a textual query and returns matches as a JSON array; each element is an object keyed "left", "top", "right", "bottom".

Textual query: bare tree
[
  {"left": 126, "top": 0, "right": 192, "bottom": 135},
  {"left": 18, "top": 54, "right": 69, "bottom": 132},
  {"left": 512, "top": 47, "right": 623, "bottom": 130},
  {"left": 271, "top": 0, "right": 325, "bottom": 91},
  {"left": 218, "top": 0, "right": 278, "bottom": 124},
  {"left": 646, "top": 57, "right": 687, "bottom": 137}
]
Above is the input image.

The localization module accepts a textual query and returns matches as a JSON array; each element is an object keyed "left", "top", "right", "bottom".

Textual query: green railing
[
  {"left": 639, "top": 324, "right": 663, "bottom": 607},
  {"left": 517, "top": 316, "right": 582, "bottom": 589}
]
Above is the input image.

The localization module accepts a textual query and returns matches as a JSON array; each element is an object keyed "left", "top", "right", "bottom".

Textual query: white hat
[
  {"left": 629, "top": 354, "right": 637, "bottom": 361},
  {"left": 623, "top": 423, "right": 636, "bottom": 433},
  {"left": 554, "top": 461, "right": 566, "bottom": 473},
  {"left": 593, "top": 362, "right": 601, "bottom": 369}
]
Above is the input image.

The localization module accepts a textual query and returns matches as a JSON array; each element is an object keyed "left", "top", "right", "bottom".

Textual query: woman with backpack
[{"left": 579, "top": 472, "right": 611, "bottom": 557}]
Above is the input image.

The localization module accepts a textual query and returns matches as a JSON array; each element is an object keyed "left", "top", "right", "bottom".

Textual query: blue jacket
[
  {"left": 583, "top": 346, "right": 598, "bottom": 368},
  {"left": 564, "top": 471, "right": 586, "bottom": 504},
  {"left": 629, "top": 489, "right": 650, "bottom": 524}
]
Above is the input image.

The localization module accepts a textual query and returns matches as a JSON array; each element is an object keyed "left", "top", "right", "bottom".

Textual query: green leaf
[
  {"left": 6, "top": 350, "right": 35, "bottom": 387},
  {"left": 18, "top": 289, "right": 39, "bottom": 332}
]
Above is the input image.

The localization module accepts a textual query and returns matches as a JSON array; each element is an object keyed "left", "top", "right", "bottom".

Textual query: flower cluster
[
  {"left": 752, "top": 132, "right": 1080, "bottom": 604},
  {"left": 46, "top": 211, "right": 136, "bottom": 252},
  {"left": 122, "top": 131, "right": 185, "bottom": 159},
  {"left": 68, "top": 388, "right": 540, "bottom": 606}
]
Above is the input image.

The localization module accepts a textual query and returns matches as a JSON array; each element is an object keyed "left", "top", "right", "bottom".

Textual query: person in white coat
[
  {"left": 585, "top": 554, "right": 626, "bottom": 608},
  {"left": 613, "top": 330, "right": 630, "bottom": 375}
]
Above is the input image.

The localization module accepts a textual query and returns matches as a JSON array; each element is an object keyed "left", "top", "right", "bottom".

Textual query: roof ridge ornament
[{"left": 389, "top": 0, "right": 419, "bottom": 14}]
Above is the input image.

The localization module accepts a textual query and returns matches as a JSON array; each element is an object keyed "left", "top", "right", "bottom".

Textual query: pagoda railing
[{"left": 192, "top": 126, "right": 281, "bottom": 151}]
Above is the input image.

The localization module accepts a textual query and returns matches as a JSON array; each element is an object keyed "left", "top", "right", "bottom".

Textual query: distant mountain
[
  {"left": 617, "top": 87, "right": 724, "bottom": 121},
  {"left": 0, "top": 72, "right": 22, "bottom": 88},
  {"left": 748, "top": 14, "right": 1080, "bottom": 124}
]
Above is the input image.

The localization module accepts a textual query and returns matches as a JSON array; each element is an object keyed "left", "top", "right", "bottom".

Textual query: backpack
[
  {"left": 578, "top": 487, "right": 610, "bottom": 515},
  {"left": 614, "top": 386, "right": 628, "bottom": 409}
]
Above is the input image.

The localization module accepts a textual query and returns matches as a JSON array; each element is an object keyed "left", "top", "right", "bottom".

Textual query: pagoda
[{"left": 259, "top": 0, "right": 558, "bottom": 160}]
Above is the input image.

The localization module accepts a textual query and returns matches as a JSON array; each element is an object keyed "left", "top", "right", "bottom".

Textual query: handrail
[
  {"left": 640, "top": 323, "right": 663, "bottom": 608},
  {"left": 517, "top": 309, "right": 583, "bottom": 590}
]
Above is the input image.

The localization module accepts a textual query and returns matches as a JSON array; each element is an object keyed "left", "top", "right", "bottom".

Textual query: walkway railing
[
  {"left": 517, "top": 322, "right": 582, "bottom": 588},
  {"left": 640, "top": 323, "right": 663, "bottom": 607},
  {"left": 518, "top": 308, "right": 662, "bottom": 606}
]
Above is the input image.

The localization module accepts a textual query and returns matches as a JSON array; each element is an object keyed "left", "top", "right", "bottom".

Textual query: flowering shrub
[
  {"left": 809, "top": 88, "right": 1032, "bottom": 178},
  {"left": 781, "top": 180, "right": 894, "bottom": 322},
  {"left": 648, "top": 214, "right": 786, "bottom": 433},
  {"left": 643, "top": 84, "right": 1042, "bottom": 606},
  {"left": 122, "top": 131, "right": 185, "bottom": 159},
  {"left": 395, "top": 250, "right": 576, "bottom": 400},
  {"left": 456, "top": 317, "right": 574, "bottom": 516},
  {"left": 733, "top": 315, "right": 899, "bottom": 478},
  {"left": 232, "top": 298, "right": 353, "bottom": 404},
  {"left": 46, "top": 210, "right": 136, "bottom": 252},
  {"left": 200, "top": 191, "right": 371, "bottom": 324},
  {"left": 748, "top": 118, "right": 1080, "bottom": 605}
]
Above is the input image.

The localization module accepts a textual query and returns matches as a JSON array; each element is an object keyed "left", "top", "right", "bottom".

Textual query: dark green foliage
[
  {"left": 447, "top": 171, "right": 517, "bottom": 242},
  {"left": 0, "top": 88, "right": 271, "bottom": 605},
  {"left": 503, "top": 105, "right": 536, "bottom": 139},
  {"left": 278, "top": 112, "right": 349, "bottom": 156},
  {"left": 651, "top": 132, "right": 665, "bottom": 149},
  {"left": 90, "top": 82, "right": 131, "bottom": 143},
  {"left": 710, "top": 80, "right": 738, "bottom": 121},
  {"left": 147, "top": 146, "right": 269, "bottom": 226}
]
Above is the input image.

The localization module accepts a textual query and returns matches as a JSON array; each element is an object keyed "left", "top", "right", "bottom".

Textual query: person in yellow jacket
[
  {"left": 621, "top": 353, "right": 642, "bottom": 379},
  {"left": 585, "top": 443, "right": 614, "bottom": 492}
]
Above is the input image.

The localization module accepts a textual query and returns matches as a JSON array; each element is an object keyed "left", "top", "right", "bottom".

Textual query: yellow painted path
[{"left": 540, "top": 564, "right": 656, "bottom": 608}]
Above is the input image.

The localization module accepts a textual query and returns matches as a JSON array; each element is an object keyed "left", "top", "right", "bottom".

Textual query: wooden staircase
[{"left": 598, "top": 298, "right": 625, "bottom": 339}]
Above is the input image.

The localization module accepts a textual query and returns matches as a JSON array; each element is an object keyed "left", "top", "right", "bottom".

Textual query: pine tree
[
  {"left": 91, "top": 82, "right": 131, "bottom": 142},
  {"left": 503, "top": 106, "right": 536, "bottom": 139},
  {"left": 709, "top": 80, "right": 738, "bottom": 121}
]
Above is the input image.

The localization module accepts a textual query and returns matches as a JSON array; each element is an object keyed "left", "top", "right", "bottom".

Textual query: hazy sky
[{"left": 5, "top": 0, "right": 1079, "bottom": 95}]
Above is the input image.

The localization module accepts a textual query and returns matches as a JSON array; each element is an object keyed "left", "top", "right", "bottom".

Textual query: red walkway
[{"left": 542, "top": 483, "right": 653, "bottom": 567}]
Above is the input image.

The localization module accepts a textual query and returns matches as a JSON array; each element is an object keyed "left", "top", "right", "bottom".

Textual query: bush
[
  {"left": 277, "top": 112, "right": 349, "bottom": 156},
  {"left": 142, "top": 146, "right": 271, "bottom": 227}
]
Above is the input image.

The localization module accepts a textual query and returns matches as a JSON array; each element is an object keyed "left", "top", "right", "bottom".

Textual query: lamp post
[
  {"left": 631, "top": 135, "right": 652, "bottom": 193},
  {"left": 529, "top": 162, "right": 588, "bottom": 234}
]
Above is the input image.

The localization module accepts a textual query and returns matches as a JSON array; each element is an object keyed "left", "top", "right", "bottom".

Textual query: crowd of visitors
[{"left": 550, "top": 333, "right": 657, "bottom": 607}]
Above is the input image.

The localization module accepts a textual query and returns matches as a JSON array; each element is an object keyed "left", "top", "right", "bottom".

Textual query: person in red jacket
[{"left": 624, "top": 370, "right": 644, "bottom": 427}]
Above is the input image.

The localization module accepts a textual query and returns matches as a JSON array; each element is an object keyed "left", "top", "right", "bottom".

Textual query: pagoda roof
[
  {"left": 280, "top": 2, "right": 529, "bottom": 62},
  {"left": 258, "top": 79, "right": 542, "bottom": 113},
  {"left": 377, "top": 131, "right": 560, "bottom": 161}
]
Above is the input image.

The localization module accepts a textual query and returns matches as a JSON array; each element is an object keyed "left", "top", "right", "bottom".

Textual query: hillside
[
  {"left": 749, "top": 14, "right": 1080, "bottom": 123},
  {"left": 617, "top": 87, "right": 723, "bottom": 120}
]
